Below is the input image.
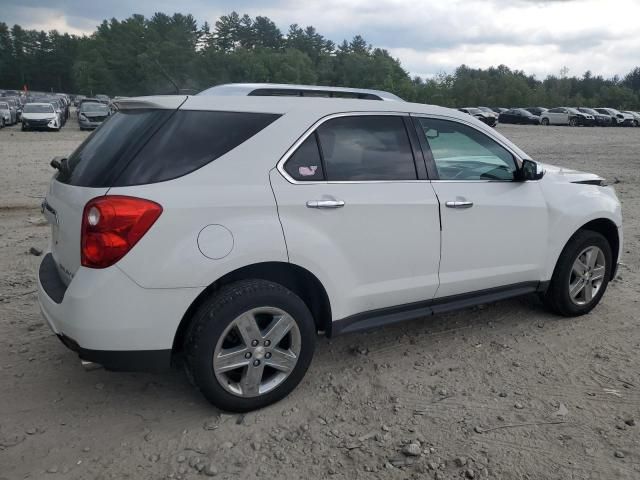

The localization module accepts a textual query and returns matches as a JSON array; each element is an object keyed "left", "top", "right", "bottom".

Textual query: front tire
[
  {"left": 541, "top": 118, "right": 550, "bottom": 126},
  {"left": 184, "top": 280, "right": 316, "bottom": 412},
  {"left": 543, "top": 230, "right": 612, "bottom": 317},
  {"left": 569, "top": 117, "right": 578, "bottom": 127}
]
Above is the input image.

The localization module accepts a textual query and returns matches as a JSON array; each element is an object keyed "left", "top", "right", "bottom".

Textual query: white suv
[{"left": 37, "top": 87, "right": 622, "bottom": 411}]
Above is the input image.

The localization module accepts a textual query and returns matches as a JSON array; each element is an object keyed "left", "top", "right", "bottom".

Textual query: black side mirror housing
[{"left": 520, "top": 159, "right": 544, "bottom": 181}]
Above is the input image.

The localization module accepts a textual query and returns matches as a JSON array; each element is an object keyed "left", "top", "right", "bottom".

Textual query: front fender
[{"left": 540, "top": 179, "right": 621, "bottom": 279}]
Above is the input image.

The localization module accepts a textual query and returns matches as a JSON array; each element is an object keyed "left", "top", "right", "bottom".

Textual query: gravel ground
[{"left": 0, "top": 121, "right": 639, "bottom": 480}]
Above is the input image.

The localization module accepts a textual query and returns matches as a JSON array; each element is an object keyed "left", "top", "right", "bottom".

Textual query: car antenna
[{"left": 154, "top": 59, "right": 180, "bottom": 94}]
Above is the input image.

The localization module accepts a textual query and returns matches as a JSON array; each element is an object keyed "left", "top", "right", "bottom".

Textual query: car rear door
[
  {"left": 270, "top": 113, "right": 441, "bottom": 321},
  {"left": 412, "top": 115, "right": 548, "bottom": 298}
]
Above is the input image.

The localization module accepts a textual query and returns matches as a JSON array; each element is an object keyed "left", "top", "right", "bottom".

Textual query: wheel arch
[
  {"left": 171, "top": 262, "right": 332, "bottom": 358},
  {"left": 561, "top": 218, "right": 619, "bottom": 280}
]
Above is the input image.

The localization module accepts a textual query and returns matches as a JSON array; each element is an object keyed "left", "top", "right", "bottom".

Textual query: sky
[{"left": 2, "top": 0, "right": 639, "bottom": 79}]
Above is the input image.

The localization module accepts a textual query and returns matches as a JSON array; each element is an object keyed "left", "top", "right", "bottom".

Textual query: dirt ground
[{"left": 0, "top": 120, "right": 639, "bottom": 480}]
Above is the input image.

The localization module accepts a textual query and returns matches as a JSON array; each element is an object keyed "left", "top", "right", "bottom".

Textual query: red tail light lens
[{"left": 81, "top": 196, "right": 162, "bottom": 268}]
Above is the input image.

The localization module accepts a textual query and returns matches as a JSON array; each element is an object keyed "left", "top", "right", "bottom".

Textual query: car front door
[
  {"left": 270, "top": 113, "right": 441, "bottom": 321},
  {"left": 412, "top": 115, "right": 548, "bottom": 298}
]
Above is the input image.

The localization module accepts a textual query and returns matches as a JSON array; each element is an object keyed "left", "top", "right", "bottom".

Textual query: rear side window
[
  {"left": 316, "top": 116, "right": 417, "bottom": 181},
  {"left": 58, "top": 110, "right": 280, "bottom": 187},
  {"left": 284, "top": 133, "right": 325, "bottom": 181}
]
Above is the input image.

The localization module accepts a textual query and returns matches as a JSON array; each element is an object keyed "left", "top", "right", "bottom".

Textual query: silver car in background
[
  {"left": 78, "top": 101, "right": 111, "bottom": 130},
  {"left": 0, "top": 101, "right": 15, "bottom": 127}
]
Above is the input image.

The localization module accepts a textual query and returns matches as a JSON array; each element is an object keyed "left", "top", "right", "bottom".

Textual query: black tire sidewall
[
  {"left": 186, "top": 281, "right": 317, "bottom": 412},
  {"left": 548, "top": 231, "right": 612, "bottom": 316}
]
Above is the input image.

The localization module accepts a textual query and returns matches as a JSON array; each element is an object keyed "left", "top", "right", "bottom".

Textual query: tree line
[{"left": 2, "top": 11, "right": 640, "bottom": 109}]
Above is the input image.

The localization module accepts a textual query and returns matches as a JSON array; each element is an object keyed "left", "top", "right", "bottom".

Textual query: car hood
[
  {"left": 81, "top": 111, "right": 108, "bottom": 118},
  {"left": 539, "top": 162, "right": 604, "bottom": 183},
  {"left": 22, "top": 113, "right": 56, "bottom": 120}
]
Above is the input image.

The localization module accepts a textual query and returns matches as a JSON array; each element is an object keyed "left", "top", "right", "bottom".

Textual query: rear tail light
[{"left": 81, "top": 196, "right": 162, "bottom": 268}]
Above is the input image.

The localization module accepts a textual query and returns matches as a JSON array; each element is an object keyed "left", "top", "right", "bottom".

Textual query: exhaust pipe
[{"left": 81, "top": 360, "right": 102, "bottom": 371}]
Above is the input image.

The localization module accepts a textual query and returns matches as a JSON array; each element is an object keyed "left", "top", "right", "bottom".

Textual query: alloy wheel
[
  {"left": 568, "top": 246, "right": 606, "bottom": 305},
  {"left": 213, "top": 307, "right": 301, "bottom": 397}
]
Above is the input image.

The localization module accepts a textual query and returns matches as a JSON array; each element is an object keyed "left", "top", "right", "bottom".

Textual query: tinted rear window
[{"left": 57, "top": 110, "right": 280, "bottom": 187}]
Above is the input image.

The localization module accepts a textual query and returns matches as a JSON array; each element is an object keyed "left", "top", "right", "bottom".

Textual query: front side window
[
  {"left": 416, "top": 118, "right": 518, "bottom": 181},
  {"left": 316, "top": 115, "right": 417, "bottom": 181}
]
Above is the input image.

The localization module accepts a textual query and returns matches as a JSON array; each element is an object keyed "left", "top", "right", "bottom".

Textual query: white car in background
[
  {"left": 21, "top": 103, "right": 61, "bottom": 131},
  {"left": 540, "top": 107, "right": 594, "bottom": 126},
  {"left": 594, "top": 108, "right": 635, "bottom": 126},
  {"left": 0, "top": 100, "right": 17, "bottom": 126},
  {"left": 37, "top": 85, "right": 622, "bottom": 411}
]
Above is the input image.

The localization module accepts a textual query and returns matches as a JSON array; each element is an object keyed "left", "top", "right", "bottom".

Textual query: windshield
[
  {"left": 567, "top": 108, "right": 580, "bottom": 114},
  {"left": 580, "top": 108, "right": 597, "bottom": 114},
  {"left": 466, "top": 108, "right": 482, "bottom": 114},
  {"left": 0, "top": 103, "right": 8, "bottom": 110},
  {"left": 81, "top": 103, "right": 109, "bottom": 113},
  {"left": 23, "top": 104, "right": 54, "bottom": 114},
  {"left": 516, "top": 109, "right": 532, "bottom": 116}
]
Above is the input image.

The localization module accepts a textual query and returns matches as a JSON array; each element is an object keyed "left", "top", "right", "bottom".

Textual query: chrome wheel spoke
[
  {"left": 570, "top": 279, "right": 585, "bottom": 299},
  {"left": 235, "top": 312, "right": 262, "bottom": 347},
  {"left": 583, "top": 280, "right": 594, "bottom": 302},
  {"left": 240, "top": 362, "right": 265, "bottom": 396},
  {"left": 265, "top": 348, "right": 297, "bottom": 373},
  {"left": 572, "top": 258, "right": 587, "bottom": 276},
  {"left": 264, "top": 314, "right": 295, "bottom": 346},
  {"left": 591, "top": 265, "right": 605, "bottom": 281},
  {"left": 214, "top": 347, "right": 250, "bottom": 373},
  {"left": 585, "top": 248, "right": 598, "bottom": 269}
]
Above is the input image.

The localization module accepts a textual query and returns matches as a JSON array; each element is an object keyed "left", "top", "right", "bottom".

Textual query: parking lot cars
[
  {"left": 577, "top": 107, "right": 613, "bottom": 126},
  {"left": 594, "top": 108, "right": 635, "bottom": 126},
  {"left": 37, "top": 87, "right": 622, "bottom": 411},
  {"left": 541, "top": 107, "right": 594, "bottom": 126},
  {"left": 525, "top": 107, "right": 548, "bottom": 116},
  {"left": 458, "top": 107, "right": 497, "bottom": 126},
  {"left": 78, "top": 101, "right": 111, "bottom": 130},
  {"left": 498, "top": 108, "right": 541, "bottom": 125},
  {"left": 0, "top": 100, "right": 16, "bottom": 126},
  {"left": 622, "top": 110, "right": 640, "bottom": 126},
  {"left": 21, "top": 102, "right": 62, "bottom": 131},
  {"left": 477, "top": 106, "right": 499, "bottom": 123}
]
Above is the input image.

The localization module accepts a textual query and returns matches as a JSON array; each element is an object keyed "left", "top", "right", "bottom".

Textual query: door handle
[
  {"left": 306, "top": 200, "right": 345, "bottom": 209},
  {"left": 445, "top": 200, "right": 473, "bottom": 209}
]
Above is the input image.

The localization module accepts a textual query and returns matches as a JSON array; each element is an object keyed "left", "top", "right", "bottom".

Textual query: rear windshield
[{"left": 57, "top": 109, "right": 280, "bottom": 187}]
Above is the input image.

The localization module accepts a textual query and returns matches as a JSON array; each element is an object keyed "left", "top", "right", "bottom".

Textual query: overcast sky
[{"left": 2, "top": 0, "right": 639, "bottom": 79}]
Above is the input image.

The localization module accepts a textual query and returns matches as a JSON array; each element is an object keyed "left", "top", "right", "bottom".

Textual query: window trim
[
  {"left": 277, "top": 112, "right": 428, "bottom": 184},
  {"left": 409, "top": 114, "right": 525, "bottom": 183}
]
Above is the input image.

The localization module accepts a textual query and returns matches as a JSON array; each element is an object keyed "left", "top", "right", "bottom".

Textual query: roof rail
[{"left": 198, "top": 83, "right": 403, "bottom": 101}]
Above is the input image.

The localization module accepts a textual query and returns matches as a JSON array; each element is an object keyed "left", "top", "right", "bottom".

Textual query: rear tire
[
  {"left": 184, "top": 279, "right": 316, "bottom": 412},
  {"left": 543, "top": 230, "right": 612, "bottom": 317},
  {"left": 569, "top": 118, "right": 578, "bottom": 127},
  {"left": 541, "top": 118, "right": 549, "bottom": 126}
]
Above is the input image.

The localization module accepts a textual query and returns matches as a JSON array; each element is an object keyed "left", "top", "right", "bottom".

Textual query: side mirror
[
  {"left": 425, "top": 128, "right": 439, "bottom": 139},
  {"left": 520, "top": 159, "right": 544, "bottom": 181}
]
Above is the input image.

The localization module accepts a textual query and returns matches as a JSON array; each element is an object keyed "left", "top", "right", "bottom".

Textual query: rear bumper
[
  {"left": 37, "top": 252, "right": 202, "bottom": 371},
  {"left": 56, "top": 334, "right": 171, "bottom": 372}
]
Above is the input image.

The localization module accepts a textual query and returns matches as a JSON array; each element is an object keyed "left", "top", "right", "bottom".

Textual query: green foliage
[{"left": 1, "top": 13, "right": 639, "bottom": 109}]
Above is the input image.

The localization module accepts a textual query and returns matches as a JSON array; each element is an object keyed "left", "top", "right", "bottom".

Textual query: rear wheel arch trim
[{"left": 171, "top": 261, "right": 332, "bottom": 358}]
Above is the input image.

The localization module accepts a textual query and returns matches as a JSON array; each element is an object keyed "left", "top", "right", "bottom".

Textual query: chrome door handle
[
  {"left": 306, "top": 200, "right": 345, "bottom": 209},
  {"left": 445, "top": 200, "right": 473, "bottom": 209}
]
